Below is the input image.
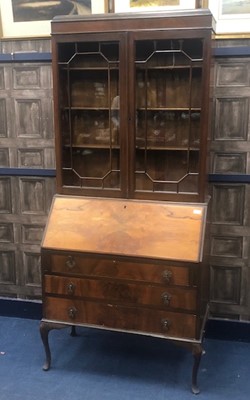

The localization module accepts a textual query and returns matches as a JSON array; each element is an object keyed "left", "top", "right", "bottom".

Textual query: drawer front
[
  {"left": 44, "top": 296, "right": 197, "bottom": 339},
  {"left": 48, "top": 254, "right": 192, "bottom": 287},
  {"left": 44, "top": 275, "right": 197, "bottom": 311}
]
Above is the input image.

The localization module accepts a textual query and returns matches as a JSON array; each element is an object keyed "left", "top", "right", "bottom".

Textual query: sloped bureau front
[{"left": 40, "top": 195, "right": 209, "bottom": 394}]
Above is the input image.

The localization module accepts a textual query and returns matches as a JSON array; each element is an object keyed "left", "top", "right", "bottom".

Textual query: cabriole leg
[
  {"left": 39, "top": 320, "right": 67, "bottom": 371},
  {"left": 192, "top": 343, "right": 204, "bottom": 395}
]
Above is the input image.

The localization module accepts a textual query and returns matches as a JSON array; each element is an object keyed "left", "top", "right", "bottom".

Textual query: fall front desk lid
[{"left": 42, "top": 195, "right": 208, "bottom": 262}]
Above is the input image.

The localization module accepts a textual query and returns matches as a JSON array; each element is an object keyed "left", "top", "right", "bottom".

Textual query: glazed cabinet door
[
  {"left": 52, "top": 33, "right": 128, "bottom": 197},
  {"left": 128, "top": 30, "right": 211, "bottom": 202}
]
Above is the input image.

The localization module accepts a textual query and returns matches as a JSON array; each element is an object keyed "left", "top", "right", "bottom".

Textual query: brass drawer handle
[
  {"left": 162, "top": 270, "right": 172, "bottom": 283},
  {"left": 68, "top": 307, "right": 77, "bottom": 320},
  {"left": 161, "top": 292, "right": 172, "bottom": 306},
  {"left": 161, "top": 319, "right": 171, "bottom": 332},
  {"left": 66, "top": 256, "right": 76, "bottom": 270},
  {"left": 67, "top": 282, "right": 76, "bottom": 295}
]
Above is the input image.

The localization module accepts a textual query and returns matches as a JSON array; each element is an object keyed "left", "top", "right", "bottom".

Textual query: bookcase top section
[
  {"left": 42, "top": 195, "right": 208, "bottom": 262},
  {"left": 51, "top": 9, "right": 214, "bottom": 35}
]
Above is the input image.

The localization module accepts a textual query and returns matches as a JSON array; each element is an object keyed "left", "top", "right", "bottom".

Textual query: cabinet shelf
[
  {"left": 63, "top": 107, "right": 112, "bottom": 111},
  {"left": 136, "top": 64, "right": 203, "bottom": 70},
  {"left": 62, "top": 107, "right": 201, "bottom": 112},
  {"left": 59, "top": 65, "right": 119, "bottom": 71},
  {"left": 64, "top": 144, "right": 120, "bottom": 150},
  {"left": 137, "top": 107, "right": 201, "bottom": 111},
  {"left": 63, "top": 144, "right": 199, "bottom": 152},
  {"left": 136, "top": 146, "right": 199, "bottom": 151}
]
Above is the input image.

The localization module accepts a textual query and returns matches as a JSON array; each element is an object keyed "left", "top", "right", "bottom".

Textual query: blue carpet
[{"left": 0, "top": 316, "right": 250, "bottom": 399}]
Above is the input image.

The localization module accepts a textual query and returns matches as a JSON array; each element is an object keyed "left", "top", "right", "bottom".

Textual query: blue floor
[{"left": 0, "top": 315, "right": 250, "bottom": 400}]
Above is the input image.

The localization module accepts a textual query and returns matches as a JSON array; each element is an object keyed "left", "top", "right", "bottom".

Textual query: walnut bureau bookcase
[{"left": 40, "top": 10, "right": 213, "bottom": 394}]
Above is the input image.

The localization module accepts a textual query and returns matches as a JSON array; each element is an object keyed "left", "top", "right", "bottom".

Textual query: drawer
[
  {"left": 44, "top": 296, "right": 197, "bottom": 339},
  {"left": 44, "top": 275, "right": 197, "bottom": 311},
  {"left": 47, "top": 254, "right": 192, "bottom": 287}
]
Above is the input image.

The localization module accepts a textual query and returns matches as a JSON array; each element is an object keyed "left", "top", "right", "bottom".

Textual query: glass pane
[
  {"left": 134, "top": 38, "right": 203, "bottom": 195},
  {"left": 136, "top": 110, "right": 200, "bottom": 148},
  {"left": 135, "top": 149, "right": 199, "bottom": 194},
  {"left": 58, "top": 41, "right": 120, "bottom": 190}
]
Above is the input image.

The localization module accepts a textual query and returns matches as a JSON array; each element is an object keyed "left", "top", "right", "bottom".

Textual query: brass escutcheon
[
  {"left": 161, "top": 319, "right": 170, "bottom": 331},
  {"left": 162, "top": 270, "right": 172, "bottom": 282},
  {"left": 68, "top": 307, "right": 77, "bottom": 319},
  {"left": 66, "top": 255, "right": 76, "bottom": 269},
  {"left": 161, "top": 292, "right": 172, "bottom": 306},
  {"left": 67, "top": 282, "right": 75, "bottom": 294}
]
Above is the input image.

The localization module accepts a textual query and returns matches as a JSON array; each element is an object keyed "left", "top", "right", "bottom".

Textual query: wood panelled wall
[
  {"left": 0, "top": 39, "right": 55, "bottom": 299},
  {"left": 0, "top": 37, "right": 250, "bottom": 321},
  {"left": 210, "top": 39, "right": 250, "bottom": 321}
]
